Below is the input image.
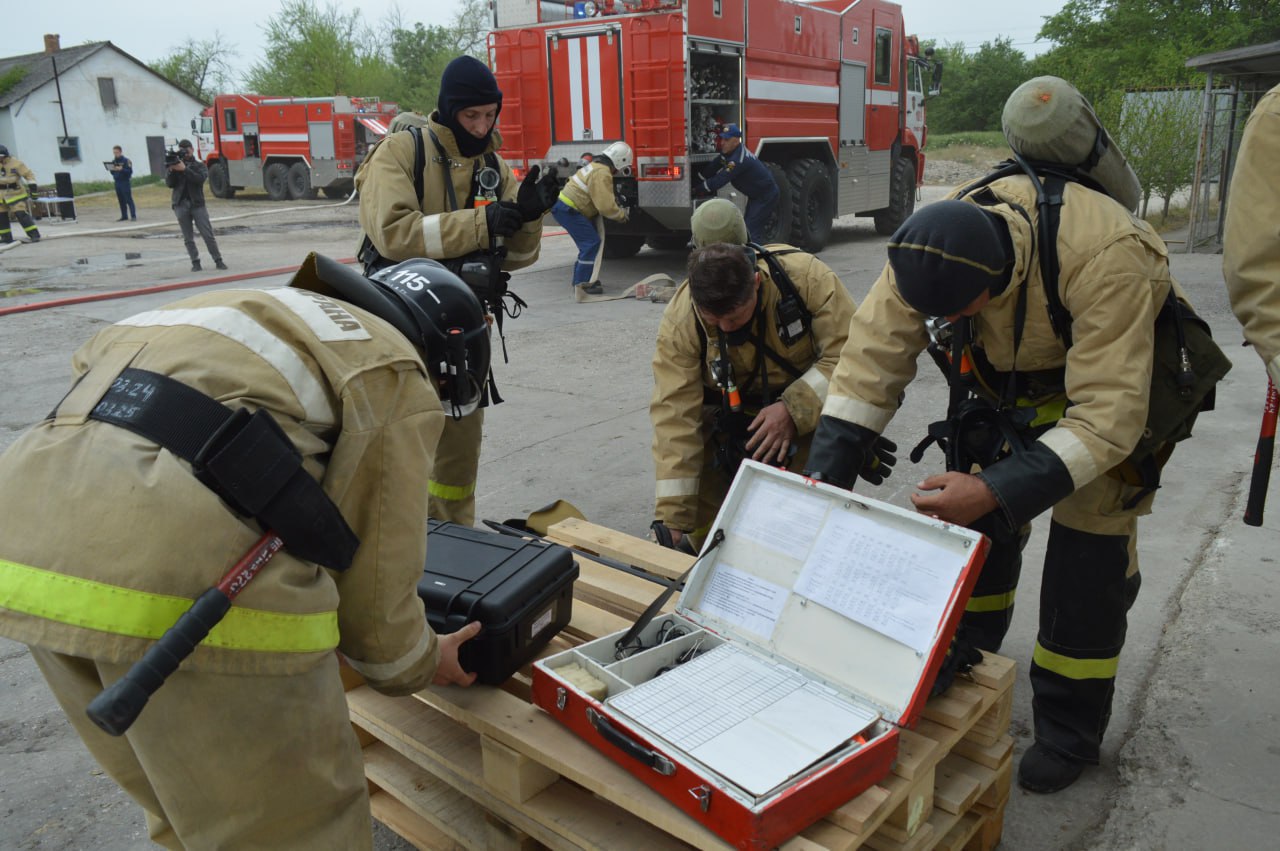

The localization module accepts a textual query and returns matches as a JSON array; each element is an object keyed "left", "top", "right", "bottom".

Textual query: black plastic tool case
[{"left": 418, "top": 520, "right": 579, "bottom": 684}]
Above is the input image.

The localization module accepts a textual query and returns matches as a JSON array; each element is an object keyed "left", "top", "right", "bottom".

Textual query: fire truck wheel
[
  {"left": 761, "top": 162, "right": 793, "bottom": 245},
  {"left": 288, "top": 163, "right": 318, "bottom": 201},
  {"left": 873, "top": 154, "right": 917, "bottom": 236},
  {"left": 208, "top": 162, "right": 236, "bottom": 199},
  {"left": 603, "top": 234, "right": 646, "bottom": 259},
  {"left": 264, "top": 163, "right": 290, "bottom": 201},
  {"left": 787, "top": 159, "right": 834, "bottom": 252}
]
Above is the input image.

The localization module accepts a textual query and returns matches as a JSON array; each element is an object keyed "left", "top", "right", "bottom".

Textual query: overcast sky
[{"left": 12, "top": 0, "right": 1066, "bottom": 86}]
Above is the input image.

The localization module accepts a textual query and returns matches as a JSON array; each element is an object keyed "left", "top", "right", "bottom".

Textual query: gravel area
[{"left": 923, "top": 157, "right": 994, "bottom": 186}]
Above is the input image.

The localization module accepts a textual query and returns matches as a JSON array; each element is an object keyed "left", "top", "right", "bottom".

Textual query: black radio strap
[{"left": 85, "top": 368, "right": 359, "bottom": 572}]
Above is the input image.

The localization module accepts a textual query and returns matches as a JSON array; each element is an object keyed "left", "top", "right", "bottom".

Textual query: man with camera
[
  {"left": 648, "top": 200, "right": 856, "bottom": 552},
  {"left": 167, "top": 139, "right": 226, "bottom": 273},
  {"left": 354, "top": 55, "right": 555, "bottom": 527},
  {"left": 0, "top": 144, "right": 41, "bottom": 244}
]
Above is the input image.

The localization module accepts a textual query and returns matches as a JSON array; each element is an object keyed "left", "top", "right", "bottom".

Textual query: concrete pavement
[{"left": 1, "top": 191, "right": 1278, "bottom": 849}]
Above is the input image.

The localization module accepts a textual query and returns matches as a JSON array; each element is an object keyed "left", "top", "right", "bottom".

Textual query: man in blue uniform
[{"left": 698, "top": 124, "right": 780, "bottom": 243}]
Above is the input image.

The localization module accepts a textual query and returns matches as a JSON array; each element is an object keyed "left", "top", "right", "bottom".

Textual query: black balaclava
[
  {"left": 887, "top": 200, "right": 1014, "bottom": 317},
  {"left": 437, "top": 56, "right": 504, "bottom": 158}
]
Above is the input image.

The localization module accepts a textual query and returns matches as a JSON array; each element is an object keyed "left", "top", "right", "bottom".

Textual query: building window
[
  {"left": 874, "top": 28, "right": 893, "bottom": 85},
  {"left": 98, "top": 77, "right": 117, "bottom": 110},
  {"left": 58, "top": 136, "right": 81, "bottom": 162}
]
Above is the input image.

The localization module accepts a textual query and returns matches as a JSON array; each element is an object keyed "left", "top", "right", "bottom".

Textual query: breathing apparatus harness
[
  {"left": 697, "top": 244, "right": 815, "bottom": 480},
  {"left": 911, "top": 152, "right": 1226, "bottom": 506},
  {"left": 357, "top": 125, "right": 526, "bottom": 405}
]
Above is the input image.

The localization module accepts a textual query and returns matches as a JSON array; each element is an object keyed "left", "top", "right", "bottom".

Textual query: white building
[{"left": 0, "top": 35, "right": 207, "bottom": 184}]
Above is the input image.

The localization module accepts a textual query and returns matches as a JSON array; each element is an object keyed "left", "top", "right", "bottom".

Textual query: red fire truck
[
  {"left": 192, "top": 94, "right": 398, "bottom": 201},
  {"left": 490, "top": 0, "right": 939, "bottom": 254}
]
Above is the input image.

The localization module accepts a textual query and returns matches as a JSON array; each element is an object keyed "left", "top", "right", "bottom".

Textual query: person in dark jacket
[
  {"left": 167, "top": 139, "right": 226, "bottom": 272},
  {"left": 109, "top": 145, "right": 136, "bottom": 221},
  {"left": 698, "top": 124, "right": 779, "bottom": 243}
]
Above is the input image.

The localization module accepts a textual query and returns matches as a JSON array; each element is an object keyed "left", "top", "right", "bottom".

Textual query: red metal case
[{"left": 532, "top": 462, "right": 987, "bottom": 849}]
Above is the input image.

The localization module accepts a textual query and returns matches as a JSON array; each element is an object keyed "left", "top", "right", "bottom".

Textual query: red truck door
[
  {"left": 867, "top": 7, "right": 901, "bottom": 151},
  {"left": 548, "top": 27, "right": 624, "bottom": 145}
]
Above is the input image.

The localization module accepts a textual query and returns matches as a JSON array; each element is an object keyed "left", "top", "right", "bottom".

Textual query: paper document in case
[{"left": 608, "top": 643, "right": 879, "bottom": 797}]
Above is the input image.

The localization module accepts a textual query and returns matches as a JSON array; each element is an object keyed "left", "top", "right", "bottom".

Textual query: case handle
[{"left": 587, "top": 707, "right": 675, "bottom": 776}]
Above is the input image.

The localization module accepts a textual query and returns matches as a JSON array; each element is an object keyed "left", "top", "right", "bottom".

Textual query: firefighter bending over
[
  {"left": 355, "top": 55, "right": 557, "bottom": 526},
  {"left": 0, "top": 254, "right": 487, "bottom": 849},
  {"left": 0, "top": 144, "right": 41, "bottom": 243},
  {"left": 696, "top": 124, "right": 779, "bottom": 243},
  {"left": 804, "top": 77, "right": 1228, "bottom": 794},
  {"left": 550, "top": 141, "right": 634, "bottom": 299},
  {"left": 649, "top": 199, "right": 861, "bottom": 552}
]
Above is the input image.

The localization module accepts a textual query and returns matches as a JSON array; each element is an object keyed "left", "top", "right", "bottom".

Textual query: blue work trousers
[{"left": 552, "top": 200, "right": 600, "bottom": 286}]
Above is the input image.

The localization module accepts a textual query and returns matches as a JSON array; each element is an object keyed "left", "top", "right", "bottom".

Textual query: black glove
[
  {"left": 930, "top": 627, "right": 984, "bottom": 697},
  {"left": 804, "top": 415, "right": 888, "bottom": 491},
  {"left": 27, "top": 183, "right": 37, "bottom": 196},
  {"left": 536, "top": 167, "right": 561, "bottom": 211},
  {"left": 485, "top": 201, "right": 523, "bottom": 238},
  {"left": 650, "top": 521, "right": 697, "bottom": 555},
  {"left": 515, "top": 165, "right": 549, "bottom": 222}
]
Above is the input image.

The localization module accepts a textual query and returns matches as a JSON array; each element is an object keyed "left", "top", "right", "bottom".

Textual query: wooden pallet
[{"left": 347, "top": 521, "right": 1013, "bottom": 851}]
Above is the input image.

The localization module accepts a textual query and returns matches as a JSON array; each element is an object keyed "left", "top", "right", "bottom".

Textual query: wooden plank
[
  {"left": 365, "top": 746, "right": 489, "bottom": 850},
  {"left": 563, "top": 600, "right": 633, "bottom": 643},
  {"left": 547, "top": 518, "right": 695, "bottom": 582},
  {"left": 481, "top": 736, "right": 560, "bottom": 804},
  {"left": 963, "top": 800, "right": 1005, "bottom": 851},
  {"left": 794, "top": 817, "right": 860, "bottom": 851},
  {"left": 484, "top": 813, "right": 542, "bottom": 851},
  {"left": 932, "top": 758, "right": 981, "bottom": 816},
  {"left": 894, "top": 729, "right": 943, "bottom": 782},
  {"left": 975, "top": 757, "right": 1012, "bottom": 810},
  {"left": 919, "top": 681, "right": 985, "bottom": 731},
  {"left": 934, "top": 811, "right": 983, "bottom": 851},
  {"left": 863, "top": 821, "right": 935, "bottom": 851},
  {"left": 351, "top": 687, "right": 694, "bottom": 850},
  {"left": 882, "top": 764, "right": 934, "bottom": 838},
  {"left": 570, "top": 556, "right": 675, "bottom": 621},
  {"left": 369, "top": 789, "right": 467, "bottom": 851},
  {"left": 966, "top": 654, "right": 1016, "bottom": 693},
  {"left": 950, "top": 735, "right": 1013, "bottom": 771}
]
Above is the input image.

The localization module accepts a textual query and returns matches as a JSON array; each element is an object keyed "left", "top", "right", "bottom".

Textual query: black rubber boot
[
  {"left": 215, "top": 260, "right": 228, "bottom": 270},
  {"left": 191, "top": 260, "right": 202, "bottom": 272},
  {"left": 1017, "top": 743, "right": 1085, "bottom": 793}
]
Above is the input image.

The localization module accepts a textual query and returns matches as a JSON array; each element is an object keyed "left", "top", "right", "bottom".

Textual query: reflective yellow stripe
[
  {"left": 965, "top": 589, "right": 1017, "bottom": 613},
  {"left": 1032, "top": 642, "right": 1120, "bottom": 680},
  {"left": 557, "top": 192, "right": 579, "bottom": 211},
  {"left": 428, "top": 479, "right": 476, "bottom": 501},
  {"left": 0, "top": 558, "right": 338, "bottom": 653},
  {"left": 1016, "top": 396, "right": 1068, "bottom": 429}
]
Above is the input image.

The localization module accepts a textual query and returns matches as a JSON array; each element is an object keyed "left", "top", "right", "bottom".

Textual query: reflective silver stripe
[
  {"left": 422, "top": 213, "right": 446, "bottom": 257},
  {"left": 344, "top": 623, "right": 435, "bottom": 683},
  {"left": 1039, "top": 427, "right": 1098, "bottom": 489},
  {"left": 822, "top": 394, "right": 894, "bottom": 433},
  {"left": 655, "top": 478, "right": 699, "bottom": 499},
  {"left": 263, "top": 288, "right": 371, "bottom": 342},
  {"left": 117, "top": 306, "right": 335, "bottom": 426},
  {"left": 571, "top": 173, "right": 591, "bottom": 192},
  {"left": 799, "top": 366, "right": 830, "bottom": 401}
]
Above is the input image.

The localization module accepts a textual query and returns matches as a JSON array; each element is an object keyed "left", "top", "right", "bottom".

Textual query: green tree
[
  {"left": 386, "top": 23, "right": 456, "bottom": 113},
  {"left": 1108, "top": 87, "right": 1201, "bottom": 220},
  {"left": 1035, "top": 0, "right": 1280, "bottom": 103},
  {"left": 244, "top": 0, "right": 394, "bottom": 96},
  {"left": 151, "top": 34, "right": 237, "bottom": 102},
  {"left": 925, "top": 38, "right": 1031, "bottom": 134}
]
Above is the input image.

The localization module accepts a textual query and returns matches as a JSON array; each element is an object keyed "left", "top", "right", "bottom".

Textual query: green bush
[{"left": 929, "top": 131, "right": 1008, "bottom": 150}]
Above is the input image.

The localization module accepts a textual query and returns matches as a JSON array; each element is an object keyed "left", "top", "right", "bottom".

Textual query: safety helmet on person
[
  {"left": 368, "top": 259, "right": 491, "bottom": 419},
  {"left": 599, "top": 141, "right": 633, "bottom": 173},
  {"left": 0, "top": 144, "right": 9, "bottom": 158}
]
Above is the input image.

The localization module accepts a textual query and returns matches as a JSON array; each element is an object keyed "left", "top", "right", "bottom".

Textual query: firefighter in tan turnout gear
[
  {"left": 804, "top": 77, "right": 1228, "bottom": 794},
  {"left": 550, "top": 141, "right": 633, "bottom": 298},
  {"left": 356, "top": 55, "right": 555, "bottom": 526},
  {"left": 0, "top": 145, "right": 41, "bottom": 243},
  {"left": 1224, "top": 83, "right": 1280, "bottom": 384},
  {"left": 649, "top": 200, "right": 858, "bottom": 551},
  {"left": 0, "top": 253, "right": 486, "bottom": 849}
]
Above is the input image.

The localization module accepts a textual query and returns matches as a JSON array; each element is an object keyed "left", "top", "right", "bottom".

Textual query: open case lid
[{"left": 677, "top": 461, "right": 988, "bottom": 728}]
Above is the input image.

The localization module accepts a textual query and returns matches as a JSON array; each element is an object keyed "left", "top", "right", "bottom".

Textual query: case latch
[
  {"left": 690, "top": 784, "right": 713, "bottom": 812},
  {"left": 556, "top": 687, "right": 567, "bottom": 711}
]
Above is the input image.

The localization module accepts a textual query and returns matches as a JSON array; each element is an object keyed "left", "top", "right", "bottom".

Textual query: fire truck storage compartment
[{"left": 689, "top": 42, "right": 742, "bottom": 159}]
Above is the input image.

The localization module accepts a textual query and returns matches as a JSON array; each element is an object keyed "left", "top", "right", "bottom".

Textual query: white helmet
[{"left": 600, "top": 141, "right": 633, "bottom": 173}]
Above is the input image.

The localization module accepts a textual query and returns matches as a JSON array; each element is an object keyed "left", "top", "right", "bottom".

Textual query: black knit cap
[
  {"left": 887, "top": 200, "right": 1013, "bottom": 317},
  {"left": 437, "top": 56, "right": 503, "bottom": 157}
]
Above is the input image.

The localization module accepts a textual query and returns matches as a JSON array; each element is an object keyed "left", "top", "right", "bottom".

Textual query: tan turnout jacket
[
  {"left": 652, "top": 248, "right": 855, "bottom": 530},
  {"left": 1224, "top": 84, "right": 1280, "bottom": 385},
  {"left": 0, "top": 275, "right": 445, "bottom": 695},
  {"left": 824, "top": 177, "right": 1175, "bottom": 493},
  {"left": 558, "top": 161, "right": 628, "bottom": 222},
  {"left": 356, "top": 113, "right": 542, "bottom": 269},
  {"left": 0, "top": 154, "right": 36, "bottom": 204}
]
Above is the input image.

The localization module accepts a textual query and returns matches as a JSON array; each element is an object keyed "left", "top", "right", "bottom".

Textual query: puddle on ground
[{"left": 0, "top": 251, "right": 183, "bottom": 297}]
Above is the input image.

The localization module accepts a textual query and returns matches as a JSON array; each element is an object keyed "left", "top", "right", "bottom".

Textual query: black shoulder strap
[
  {"left": 423, "top": 127, "right": 459, "bottom": 211},
  {"left": 407, "top": 126, "right": 427, "bottom": 206},
  {"left": 748, "top": 243, "right": 815, "bottom": 341}
]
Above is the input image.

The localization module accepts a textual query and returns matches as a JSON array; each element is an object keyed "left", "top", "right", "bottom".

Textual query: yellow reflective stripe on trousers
[
  {"left": 428, "top": 479, "right": 476, "bottom": 501},
  {"left": 1032, "top": 642, "right": 1120, "bottom": 680},
  {"left": 0, "top": 558, "right": 338, "bottom": 653},
  {"left": 965, "top": 589, "right": 1017, "bottom": 613}
]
